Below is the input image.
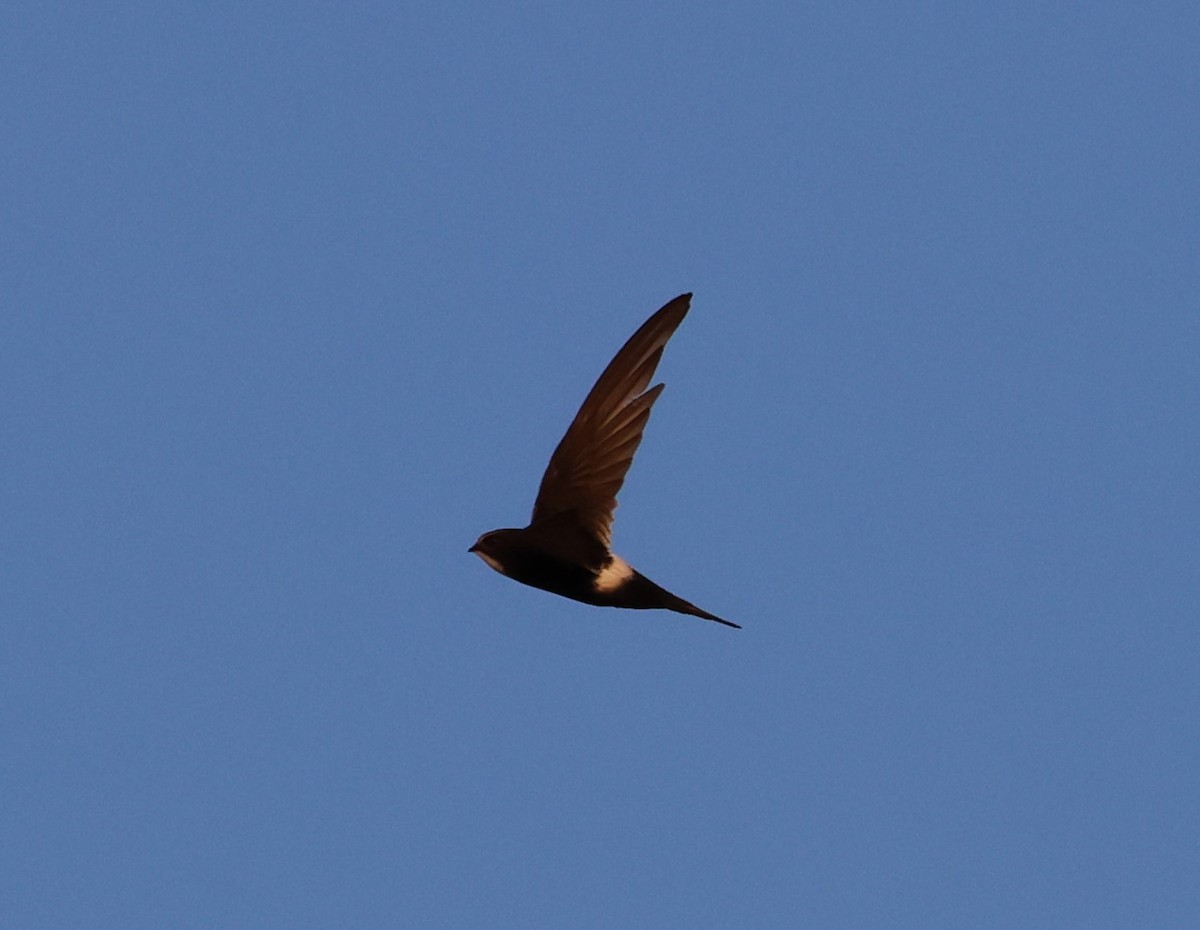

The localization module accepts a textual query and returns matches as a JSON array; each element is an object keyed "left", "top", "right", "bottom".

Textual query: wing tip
[{"left": 665, "top": 292, "right": 693, "bottom": 314}]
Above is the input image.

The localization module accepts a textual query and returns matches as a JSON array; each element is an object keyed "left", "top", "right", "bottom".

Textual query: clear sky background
[{"left": 4, "top": 3, "right": 1198, "bottom": 928}]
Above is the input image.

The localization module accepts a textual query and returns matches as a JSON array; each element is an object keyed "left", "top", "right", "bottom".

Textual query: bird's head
[{"left": 468, "top": 528, "right": 519, "bottom": 574}]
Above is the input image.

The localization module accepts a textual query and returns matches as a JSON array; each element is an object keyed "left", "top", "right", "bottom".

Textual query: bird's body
[{"left": 470, "top": 293, "right": 739, "bottom": 630}]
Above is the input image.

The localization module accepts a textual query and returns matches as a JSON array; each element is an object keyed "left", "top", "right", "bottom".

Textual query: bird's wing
[{"left": 530, "top": 293, "right": 692, "bottom": 547}]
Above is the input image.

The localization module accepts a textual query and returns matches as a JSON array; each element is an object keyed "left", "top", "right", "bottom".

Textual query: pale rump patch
[{"left": 593, "top": 554, "right": 635, "bottom": 592}]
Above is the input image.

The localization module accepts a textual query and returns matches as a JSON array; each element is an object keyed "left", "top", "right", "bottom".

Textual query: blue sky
[{"left": 4, "top": 2, "right": 1198, "bottom": 927}]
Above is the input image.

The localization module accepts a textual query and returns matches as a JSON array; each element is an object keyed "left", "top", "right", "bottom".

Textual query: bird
[{"left": 470, "top": 293, "right": 739, "bottom": 629}]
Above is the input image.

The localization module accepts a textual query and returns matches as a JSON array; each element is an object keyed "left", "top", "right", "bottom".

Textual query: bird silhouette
[{"left": 470, "top": 293, "right": 738, "bottom": 629}]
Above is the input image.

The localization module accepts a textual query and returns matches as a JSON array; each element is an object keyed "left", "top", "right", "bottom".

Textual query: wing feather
[{"left": 530, "top": 294, "right": 692, "bottom": 546}]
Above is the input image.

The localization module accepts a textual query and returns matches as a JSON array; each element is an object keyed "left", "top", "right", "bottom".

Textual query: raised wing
[{"left": 530, "top": 293, "right": 692, "bottom": 546}]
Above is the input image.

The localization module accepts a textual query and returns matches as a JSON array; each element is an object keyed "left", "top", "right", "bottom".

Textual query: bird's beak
[{"left": 468, "top": 544, "right": 478, "bottom": 553}]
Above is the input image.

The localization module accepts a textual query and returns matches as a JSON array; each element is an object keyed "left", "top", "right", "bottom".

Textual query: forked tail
[{"left": 631, "top": 571, "right": 741, "bottom": 629}]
